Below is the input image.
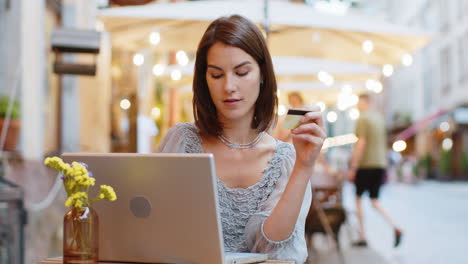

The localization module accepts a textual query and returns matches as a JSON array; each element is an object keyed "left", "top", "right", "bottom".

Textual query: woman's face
[
  {"left": 205, "top": 42, "right": 261, "bottom": 125},
  {"left": 288, "top": 94, "right": 303, "bottom": 108}
]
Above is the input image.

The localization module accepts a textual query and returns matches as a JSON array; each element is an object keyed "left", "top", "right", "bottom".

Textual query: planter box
[{"left": 0, "top": 119, "right": 20, "bottom": 151}]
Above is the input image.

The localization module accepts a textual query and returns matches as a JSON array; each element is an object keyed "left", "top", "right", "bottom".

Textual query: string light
[
  {"left": 382, "top": 64, "right": 394, "bottom": 77},
  {"left": 316, "top": 102, "right": 326, "bottom": 112},
  {"left": 402, "top": 53, "right": 413, "bottom": 66},
  {"left": 318, "top": 71, "right": 334, "bottom": 86},
  {"left": 151, "top": 107, "right": 161, "bottom": 119},
  {"left": 349, "top": 108, "right": 360, "bottom": 120},
  {"left": 149, "top": 30, "right": 160, "bottom": 46},
  {"left": 176, "top": 50, "right": 189, "bottom": 66},
  {"left": 362, "top": 40, "right": 374, "bottom": 54},
  {"left": 327, "top": 111, "right": 338, "bottom": 123},
  {"left": 442, "top": 138, "right": 453, "bottom": 151},
  {"left": 133, "top": 53, "right": 144, "bottom": 66},
  {"left": 152, "top": 64, "right": 165, "bottom": 76},
  {"left": 120, "top": 99, "right": 131, "bottom": 110},
  {"left": 439, "top": 121, "right": 450, "bottom": 132},
  {"left": 171, "top": 69, "right": 182, "bottom": 81},
  {"left": 393, "top": 140, "right": 407, "bottom": 152},
  {"left": 366, "top": 79, "right": 383, "bottom": 93},
  {"left": 278, "top": 105, "right": 287, "bottom": 116}
]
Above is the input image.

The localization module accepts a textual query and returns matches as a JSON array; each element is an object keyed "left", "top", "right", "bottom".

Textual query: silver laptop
[{"left": 62, "top": 153, "right": 268, "bottom": 264}]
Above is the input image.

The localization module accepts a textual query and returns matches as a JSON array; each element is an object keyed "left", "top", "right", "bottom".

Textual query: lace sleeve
[
  {"left": 157, "top": 123, "right": 202, "bottom": 153},
  {"left": 244, "top": 144, "right": 312, "bottom": 264}
]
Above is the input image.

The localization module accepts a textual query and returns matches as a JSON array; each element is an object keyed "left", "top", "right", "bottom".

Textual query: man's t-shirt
[{"left": 355, "top": 111, "right": 388, "bottom": 168}]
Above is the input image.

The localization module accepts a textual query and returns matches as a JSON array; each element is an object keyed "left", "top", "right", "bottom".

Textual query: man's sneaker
[
  {"left": 394, "top": 229, "right": 403, "bottom": 247},
  {"left": 352, "top": 240, "right": 368, "bottom": 247}
]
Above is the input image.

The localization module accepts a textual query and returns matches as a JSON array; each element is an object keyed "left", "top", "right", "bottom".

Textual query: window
[
  {"left": 438, "top": 0, "right": 450, "bottom": 32},
  {"left": 457, "top": 0, "right": 464, "bottom": 22},
  {"left": 440, "top": 46, "right": 451, "bottom": 95},
  {"left": 423, "top": 0, "right": 439, "bottom": 31},
  {"left": 463, "top": 0, "right": 468, "bottom": 20},
  {"left": 456, "top": 32, "right": 468, "bottom": 84},
  {"left": 423, "top": 50, "right": 434, "bottom": 111},
  {"left": 458, "top": 37, "right": 464, "bottom": 83},
  {"left": 0, "top": 7, "right": 6, "bottom": 90}
]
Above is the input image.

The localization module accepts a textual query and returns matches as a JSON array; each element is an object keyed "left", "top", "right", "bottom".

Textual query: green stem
[
  {"left": 70, "top": 211, "right": 79, "bottom": 249},
  {"left": 88, "top": 212, "right": 93, "bottom": 256},
  {"left": 76, "top": 207, "right": 87, "bottom": 256}
]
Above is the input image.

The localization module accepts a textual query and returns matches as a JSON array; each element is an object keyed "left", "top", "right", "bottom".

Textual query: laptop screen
[{"left": 62, "top": 153, "right": 225, "bottom": 264}]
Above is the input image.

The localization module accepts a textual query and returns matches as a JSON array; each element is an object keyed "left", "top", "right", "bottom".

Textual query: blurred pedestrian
[
  {"left": 276, "top": 92, "right": 312, "bottom": 141},
  {"left": 347, "top": 94, "right": 403, "bottom": 247},
  {"left": 288, "top": 91, "right": 305, "bottom": 108}
]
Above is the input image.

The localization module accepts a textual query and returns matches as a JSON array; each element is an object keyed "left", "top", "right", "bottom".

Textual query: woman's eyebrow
[
  {"left": 233, "top": 61, "right": 251, "bottom": 69},
  {"left": 207, "top": 64, "right": 223, "bottom": 71},
  {"left": 207, "top": 61, "right": 252, "bottom": 71}
]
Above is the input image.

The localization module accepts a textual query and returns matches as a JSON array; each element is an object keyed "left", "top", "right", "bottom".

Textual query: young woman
[{"left": 158, "top": 15, "right": 326, "bottom": 263}]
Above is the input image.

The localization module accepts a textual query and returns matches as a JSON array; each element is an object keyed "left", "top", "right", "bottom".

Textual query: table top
[{"left": 38, "top": 257, "right": 294, "bottom": 264}]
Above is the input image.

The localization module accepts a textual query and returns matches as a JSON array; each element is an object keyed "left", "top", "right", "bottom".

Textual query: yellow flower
[
  {"left": 64, "top": 192, "right": 88, "bottom": 208},
  {"left": 100, "top": 185, "right": 117, "bottom": 201},
  {"left": 44, "top": 156, "right": 117, "bottom": 208}
]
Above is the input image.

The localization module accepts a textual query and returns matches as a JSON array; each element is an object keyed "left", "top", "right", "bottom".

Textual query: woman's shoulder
[
  {"left": 168, "top": 122, "right": 199, "bottom": 136},
  {"left": 158, "top": 122, "right": 202, "bottom": 153},
  {"left": 262, "top": 137, "right": 295, "bottom": 169},
  {"left": 274, "top": 138, "right": 295, "bottom": 157}
]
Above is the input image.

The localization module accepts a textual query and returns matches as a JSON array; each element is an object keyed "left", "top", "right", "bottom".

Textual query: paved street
[{"left": 307, "top": 181, "right": 468, "bottom": 264}]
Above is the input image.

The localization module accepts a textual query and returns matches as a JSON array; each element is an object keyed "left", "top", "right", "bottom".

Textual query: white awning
[{"left": 98, "top": 0, "right": 432, "bottom": 65}]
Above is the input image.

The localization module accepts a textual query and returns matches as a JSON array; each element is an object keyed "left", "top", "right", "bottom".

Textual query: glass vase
[{"left": 63, "top": 207, "right": 99, "bottom": 264}]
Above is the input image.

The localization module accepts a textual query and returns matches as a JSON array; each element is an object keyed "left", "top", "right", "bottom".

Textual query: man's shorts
[{"left": 355, "top": 168, "right": 386, "bottom": 199}]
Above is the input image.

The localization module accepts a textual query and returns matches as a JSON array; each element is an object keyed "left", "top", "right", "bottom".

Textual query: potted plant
[
  {"left": 412, "top": 159, "right": 421, "bottom": 183},
  {"left": 438, "top": 150, "right": 453, "bottom": 180},
  {"left": 461, "top": 152, "right": 468, "bottom": 180},
  {"left": 44, "top": 157, "right": 117, "bottom": 264},
  {"left": 0, "top": 95, "right": 20, "bottom": 151},
  {"left": 417, "top": 153, "right": 433, "bottom": 180}
]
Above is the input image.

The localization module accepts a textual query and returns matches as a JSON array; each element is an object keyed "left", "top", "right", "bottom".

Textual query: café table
[{"left": 38, "top": 257, "right": 295, "bottom": 264}]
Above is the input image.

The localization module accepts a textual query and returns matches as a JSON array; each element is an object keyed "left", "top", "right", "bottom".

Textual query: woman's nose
[{"left": 223, "top": 74, "right": 237, "bottom": 93}]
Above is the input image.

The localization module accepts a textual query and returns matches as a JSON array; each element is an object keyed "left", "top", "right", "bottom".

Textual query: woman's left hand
[{"left": 290, "top": 106, "right": 327, "bottom": 170}]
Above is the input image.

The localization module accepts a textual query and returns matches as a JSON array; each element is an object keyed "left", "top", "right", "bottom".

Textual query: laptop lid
[{"left": 62, "top": 153, "right": 225, "bottom": 264}]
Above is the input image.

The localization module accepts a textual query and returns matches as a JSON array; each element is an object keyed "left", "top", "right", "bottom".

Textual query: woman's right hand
[{"left": 290, "top": 106, "right": 327, "bottom": 172}]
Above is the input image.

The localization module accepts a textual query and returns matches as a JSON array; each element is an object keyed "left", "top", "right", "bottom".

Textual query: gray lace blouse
[{"left": 157, "top": 123, "right": 311, "bottom": 263}]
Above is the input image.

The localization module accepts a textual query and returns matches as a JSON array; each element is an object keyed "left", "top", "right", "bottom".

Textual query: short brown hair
[
  {"left": 288, "top": 92, "right": 304, "bottom": 105},
  {"left": 359, "top": 93, "right": 370, "bottom": 101},
  {"left": 192, "top": 15, "right": 278, "bottom": 137}
]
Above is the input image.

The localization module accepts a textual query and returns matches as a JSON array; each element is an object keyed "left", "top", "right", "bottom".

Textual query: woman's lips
[{"left": 223, "top": 98, "right": 241, "bottom": 106}]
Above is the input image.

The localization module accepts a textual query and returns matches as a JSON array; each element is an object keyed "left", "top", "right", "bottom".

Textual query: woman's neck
[{"left": 220, "top": 118, "right": 259, "bottom": 144}]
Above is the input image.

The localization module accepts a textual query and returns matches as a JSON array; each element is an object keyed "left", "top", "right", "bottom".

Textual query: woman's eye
[
  {"left": 237, "top": 71, "right": 249, "bottom": 76},
  {"left": 211, "top": 74, "right": 223, "bottom": 79}
]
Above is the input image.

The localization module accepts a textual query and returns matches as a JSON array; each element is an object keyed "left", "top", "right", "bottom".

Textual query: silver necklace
[{"left": 218, "top": 132, "right": 265, "bottom": 149}]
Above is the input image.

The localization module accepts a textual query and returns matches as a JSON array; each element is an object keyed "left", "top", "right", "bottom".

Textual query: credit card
[{"left": 282, "top": 108, "right": 310, "bottom": 129}]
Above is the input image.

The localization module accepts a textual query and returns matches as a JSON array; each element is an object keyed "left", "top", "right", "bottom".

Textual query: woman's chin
[{"left": 219, "top": 111, "right": 252, "bottom": 123}]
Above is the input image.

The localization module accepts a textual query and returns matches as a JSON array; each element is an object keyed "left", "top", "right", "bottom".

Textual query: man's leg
[
  {"left": 369, "top": 168, "right": 403, "bottom": 247},
  {"left": 355, "top": 196, "right": 366, "bottom": 242},
  {"left": 353, "top": 169, "right": 368, "bottom": 246},
  {"left": 370, "top": 198, "right": 396, "bottom": 228},
  {"left": 370, "top": 199, "right": 403, "bottom": 247}
]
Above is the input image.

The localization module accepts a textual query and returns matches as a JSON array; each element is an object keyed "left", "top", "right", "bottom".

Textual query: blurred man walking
[{"left": 347, "top": 94, "right": 403, "bottom": 247}]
